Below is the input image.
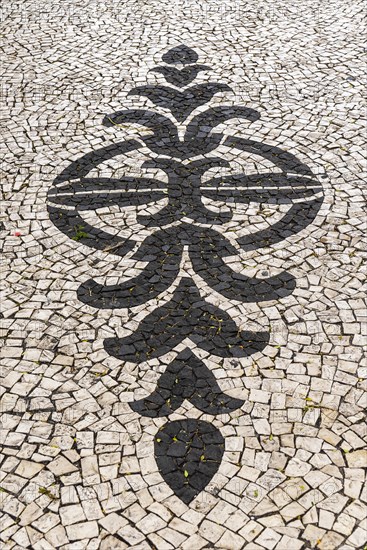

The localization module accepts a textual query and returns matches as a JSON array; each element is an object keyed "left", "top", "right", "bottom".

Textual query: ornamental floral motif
[{"left": 48, "top": 45, "right": 323, "bottom": 503}]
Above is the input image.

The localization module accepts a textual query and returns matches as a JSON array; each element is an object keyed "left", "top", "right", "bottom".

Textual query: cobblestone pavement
[{"left": 1, "top": 1, "right": 366, "bottom": 549}]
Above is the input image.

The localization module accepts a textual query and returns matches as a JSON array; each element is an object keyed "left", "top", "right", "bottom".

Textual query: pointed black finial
[{"left": 162, "top": 45, "right": 198, "bottom": 65}]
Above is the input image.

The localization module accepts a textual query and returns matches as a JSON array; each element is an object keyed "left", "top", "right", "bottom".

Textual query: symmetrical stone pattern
[
  {"left": 47, "top": 42, "right": 326, "bottom": 505},
  {"left": 1, "top": 1, "right": 366, "bottom": 549}
]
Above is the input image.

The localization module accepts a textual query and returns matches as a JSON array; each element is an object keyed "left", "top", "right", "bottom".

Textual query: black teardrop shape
[
  {"left": 162, "top": 45, "right": 198, "bottom": 65},
  {"left": 154, "top": 419, "right": 224, "bottom": 504}
]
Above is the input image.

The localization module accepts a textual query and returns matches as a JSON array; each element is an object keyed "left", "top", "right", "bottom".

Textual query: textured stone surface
[{"left": 1, "top": 0, "right": 366, "bottom": 548}]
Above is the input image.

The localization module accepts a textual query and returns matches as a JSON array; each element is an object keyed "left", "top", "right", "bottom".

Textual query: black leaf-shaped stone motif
[
  {"left": 131, "top": 349, "right": 244, "bottom": 416},
  {"left": 103, "top": 277, "right": 270, "bottom": 361},
  {"left": 47, "top": 45, "right": 324, "bottom": 503},
  {"left": 151, "top": 65, "right": 210, "bottom": 87},
  {"left": 155, "top": 419, "right": 224, "bottom": 504},
  {"left": 162, "top": 45, "right": 199, "bottom": 65},
  {"left": 128, "top": 83, "right": 231, "bottom": 122}
]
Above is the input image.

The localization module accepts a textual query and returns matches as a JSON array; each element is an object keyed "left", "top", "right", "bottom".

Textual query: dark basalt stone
[
  {"left": 130, "top": 349, "right": 244, "bottom": 416},
  {"left": 76, "top": 221, "right": 297, "bottom": 310},
  {"left": 162, "top": 45, "right": 199, "bottom": 65},
  {"left": 155, "top": 419, "right": 224, "bottom": 504},
  {"left": 102, "top": 106, "right": 260, "bottom": 159},
  {"left": 103, "top": 277, "right": 269, "bottom": 361},
  {"left": 128, "top": 83, "right": 232, "bottom": 122}
]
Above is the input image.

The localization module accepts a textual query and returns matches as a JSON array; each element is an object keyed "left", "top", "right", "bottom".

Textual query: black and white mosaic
[
  {"left": 47, "top": 44, "right": 325, "bottom": 504},
  {"left": 1, "top": 2, "right": 366, "bottom": 549}
]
